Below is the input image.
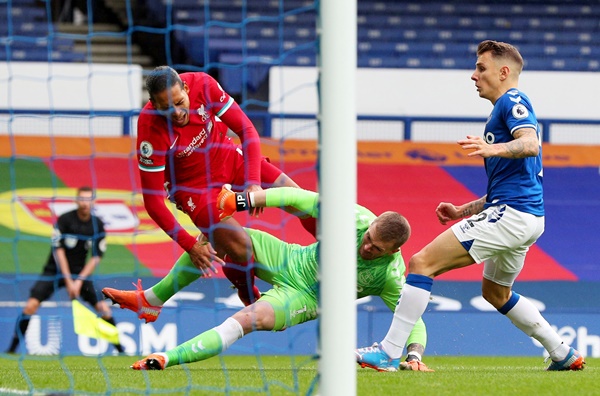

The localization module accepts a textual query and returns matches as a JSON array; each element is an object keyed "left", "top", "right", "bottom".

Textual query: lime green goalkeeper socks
[
  {"left": 151, "top": 252, "right": 202, "bottom": 303},
  {"left": 166, "top": 329, "right": 223, "bottom": 367}
]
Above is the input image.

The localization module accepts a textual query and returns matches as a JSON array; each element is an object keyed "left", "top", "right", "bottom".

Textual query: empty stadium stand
[
  {"left": 0, "top": 1, "right": 82, "bottom": 62},
  {"left": 1, "top": 0, "right": 599, "bottom": 93},
  {"left": 159, "top": 0, "right": 600, "bottom": 93},
  {"left": 0, "top": 0, "right": 152, "bottom": 66}
]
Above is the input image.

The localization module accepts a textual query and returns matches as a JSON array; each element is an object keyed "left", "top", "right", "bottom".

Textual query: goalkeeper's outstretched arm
[{"left": 218, "top": 185, "right": 319, "bottom": 220}]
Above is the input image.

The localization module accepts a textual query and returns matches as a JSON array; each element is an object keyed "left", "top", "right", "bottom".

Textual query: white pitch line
[{"left": 0, "top": 387, "right": 47, "bottom": 395}]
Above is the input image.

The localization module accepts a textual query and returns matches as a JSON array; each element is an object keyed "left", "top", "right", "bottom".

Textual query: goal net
[{"left": 0, "top": 0, "right": 343, "bottom": 394}]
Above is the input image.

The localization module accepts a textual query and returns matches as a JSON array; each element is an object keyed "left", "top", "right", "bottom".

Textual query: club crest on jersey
[
  {"left": 197, "top": 105, "right": 209, "bottom": 122},
  {"left": 512, "top": 103, "right": 529, "bottom": 119},
  {"left": 140, "top": 141, "right": 153, "bottom": 158},
  {"left": 187, "top": 196, "right": 196, "bottom": 212},
  {"left": 357, "top": 271, "right": 375, "bottom": 291}
]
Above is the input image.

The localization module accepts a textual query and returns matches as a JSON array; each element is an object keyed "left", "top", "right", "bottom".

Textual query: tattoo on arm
[
  {"left": 505, "top": 128, "right": 539, "bottom": 158},
  {"left": 460, "top": 196, "right": 486, "bottom": 218},
  {"left": 505, "top": 138, "right": 526, "bottom": 158}
]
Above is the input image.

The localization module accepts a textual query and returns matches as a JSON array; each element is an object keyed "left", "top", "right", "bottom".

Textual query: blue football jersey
[{"left": 483, "top": 89, "right": 544, "bottom": 216}]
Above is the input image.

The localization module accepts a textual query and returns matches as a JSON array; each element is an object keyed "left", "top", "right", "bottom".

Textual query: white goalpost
[{"left": 318, "top": 0, "right": 357, "bottom": 394}]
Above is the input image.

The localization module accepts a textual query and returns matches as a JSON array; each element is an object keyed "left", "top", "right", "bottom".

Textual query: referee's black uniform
[{"left": 6, "top": 208, "right": 123, "bottom": 354}]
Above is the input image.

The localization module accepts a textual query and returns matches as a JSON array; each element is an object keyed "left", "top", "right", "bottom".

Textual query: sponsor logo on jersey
[
  {"left": 512, "top": 103, "right": 529, "bottom": 119},
  {"left": 176, "top": 121, "right": 213, "bottom": 158},
  {"left": 140, "top": 141, "right": 153, "bottom": 158}
]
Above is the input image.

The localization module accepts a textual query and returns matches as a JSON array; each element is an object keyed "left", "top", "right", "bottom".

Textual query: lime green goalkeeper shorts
[{"left": 245, "top": 228, "right": 319, "bottom": 331}]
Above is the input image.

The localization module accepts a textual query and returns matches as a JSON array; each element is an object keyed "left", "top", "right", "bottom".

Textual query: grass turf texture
[{"left": 0, "top": 355, "right": 595, "bottom": 395}]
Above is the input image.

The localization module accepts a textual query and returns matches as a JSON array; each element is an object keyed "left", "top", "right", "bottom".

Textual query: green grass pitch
[{"left": 0, "top": 355, "right": 596, "bottom": 395}]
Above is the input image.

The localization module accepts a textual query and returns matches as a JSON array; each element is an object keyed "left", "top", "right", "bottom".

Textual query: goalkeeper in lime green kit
[{"left": 129, "top": 186, "right": 432, "bottom": 372}]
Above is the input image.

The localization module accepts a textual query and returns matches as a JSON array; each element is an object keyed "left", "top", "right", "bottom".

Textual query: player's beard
[
  {"left": 359, "top": 245, "right": 372, "bottom": 260},
  {"left": 77, "top": 205, "right": 92, "bottom": 221},
  {"left": 172, "top": 110, "right": 189, "bottom": 127}
]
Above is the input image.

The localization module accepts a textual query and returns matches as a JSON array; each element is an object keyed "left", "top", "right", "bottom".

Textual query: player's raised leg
[
  {"left": 211, "top": 215, "right": 262, "bottom": 306},
  {"left": 264, "top": 167, "right": 317, "bottom": 237},
  {"left": 102, "top": 251, "right": 207, "bottom": 323},
  {"left": 102, "top": 279, "right": 162, "bottom": 323}
]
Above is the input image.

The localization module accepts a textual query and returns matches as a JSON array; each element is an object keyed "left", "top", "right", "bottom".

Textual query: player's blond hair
[
  {"left": 372, "top": 211, "right": 411, "bottom": 250},
  {"left": 477, "top": 40, "right": 524, "bottom": 74}
]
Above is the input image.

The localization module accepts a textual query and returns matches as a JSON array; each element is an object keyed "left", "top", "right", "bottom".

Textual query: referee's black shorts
[{"left": 30, "top": 273, "right": 100, "bottom": 305}]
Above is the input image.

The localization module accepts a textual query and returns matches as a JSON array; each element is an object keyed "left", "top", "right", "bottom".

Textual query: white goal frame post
[{"left": 318, "top": 0, "right": 357, "bottom": 395}]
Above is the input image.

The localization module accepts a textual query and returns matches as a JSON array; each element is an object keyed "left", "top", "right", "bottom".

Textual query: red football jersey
[
  {"left": 139, "top": 72, "right": 242, "bottom": 186},
  {"left": 136, "top": 72, "right": 262, "bottom": 251}
]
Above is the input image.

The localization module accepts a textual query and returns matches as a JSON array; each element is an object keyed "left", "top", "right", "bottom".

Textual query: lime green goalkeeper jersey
[
  {"left": 248, "top": 188, "right": 406, "bottom": 310},
  {"left": 248, "top": 188, "right": 424, "bottom": 339}
]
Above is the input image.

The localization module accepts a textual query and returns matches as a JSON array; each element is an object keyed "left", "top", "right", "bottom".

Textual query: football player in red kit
[{"left": 106, "top": 66, "right": 315, "bottom": 316}]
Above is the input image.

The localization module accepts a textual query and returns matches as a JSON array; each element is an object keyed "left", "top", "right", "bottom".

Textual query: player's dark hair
[
  {"left": 77, "top": 186, "right": 93, "bottom": 194},
  {"left": 76, "top": 186, "right": 95, "bottom": 199},
  {"left": 373, "top": 211, "right": 411, "bottom": 250},
  {"left": 145, "top": 66, "right": 183, "bottom": 101},
  {"left": 477, "top": 40, "right": 524, "bottom": 73}
]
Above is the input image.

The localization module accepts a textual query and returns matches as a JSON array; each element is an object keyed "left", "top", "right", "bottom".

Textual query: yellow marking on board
[{"left": 0, "top": 188, "right": 198, "bottom": 245}]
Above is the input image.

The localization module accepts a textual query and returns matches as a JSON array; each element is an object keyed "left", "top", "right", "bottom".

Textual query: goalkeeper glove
[
  {"left": 399, "top": 360, "right": 434, "bottom": 372},
  {"left": 399, "top": 352, "right": 434, "bottom": 372},
  {"left": 217, "top": 184, "right": 251, "bottom": 220}
]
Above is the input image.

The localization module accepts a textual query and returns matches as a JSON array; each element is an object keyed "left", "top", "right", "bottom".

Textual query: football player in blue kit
[{"left": 355, "top": 40, "right": 585, "bottom": 371}]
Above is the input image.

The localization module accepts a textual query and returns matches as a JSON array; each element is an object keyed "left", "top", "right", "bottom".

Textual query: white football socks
[
  {"left": 215, "top": 317, "right": 245, "bottom": 351},
  {"left": 503, "top": 294, "right": 568, "bottom": 360},
  {"left": 380, "top": 283, "right": 432, "bottom": 359},
  {"left": 144, "top": 289, "right": 164, "bottom": 306}
]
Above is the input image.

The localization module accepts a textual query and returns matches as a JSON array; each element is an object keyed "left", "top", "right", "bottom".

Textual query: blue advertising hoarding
[{"left": 1, "top": 277, "right": 598, "bottom": 359}]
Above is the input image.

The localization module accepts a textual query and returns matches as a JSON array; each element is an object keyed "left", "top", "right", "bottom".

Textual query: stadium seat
[
  {"left": 0, "top": 47, "right": 85, "bottom": 62},
  {"left": 0, "top": 0, "right": 84, "bottom": 63},
  {"left": 218, "top": 47, "right": 316, "bottom": 94},
  {"left": 159, "top": 0, "right": 600, "bottom": 72}
]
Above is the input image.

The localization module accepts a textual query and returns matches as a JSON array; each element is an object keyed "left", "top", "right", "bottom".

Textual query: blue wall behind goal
[{"left": 1, "top": 277, "right": 599, "bottom": 359}]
